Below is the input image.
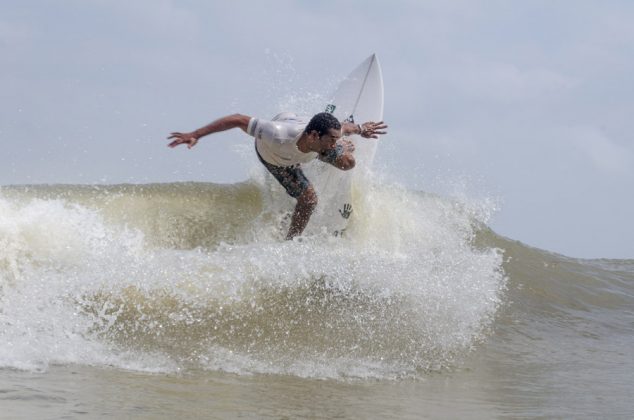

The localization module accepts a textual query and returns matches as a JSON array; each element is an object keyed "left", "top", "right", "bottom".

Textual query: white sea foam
[{"left": 0, "top": 180, "right": 506, "bottom": 379}]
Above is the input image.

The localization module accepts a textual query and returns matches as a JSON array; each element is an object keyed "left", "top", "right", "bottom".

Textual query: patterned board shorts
[{"left": 256, "top": 149, "right": 310, "bottom": 198}]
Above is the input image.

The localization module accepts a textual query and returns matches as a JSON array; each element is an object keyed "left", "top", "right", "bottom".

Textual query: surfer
[{"left": 167, "top": 112, "right": 387, "bottom": 239}]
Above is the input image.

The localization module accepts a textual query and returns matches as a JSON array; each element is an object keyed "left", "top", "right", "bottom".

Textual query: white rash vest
[{"left": 247, "top": 113, "right": 318, "bottom": 167}]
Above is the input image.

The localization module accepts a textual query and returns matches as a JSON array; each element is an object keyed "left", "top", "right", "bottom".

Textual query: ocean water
[{"left": 0, "top": 180, "right": 632, "bottom": 418}]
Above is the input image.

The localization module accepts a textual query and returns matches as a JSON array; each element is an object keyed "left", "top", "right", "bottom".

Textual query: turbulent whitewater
[
  {"left": 1, "top": 176, "right": 632, "bottom": 412},
  {"left": 0, "top": 179, "right": 508, "bottom": 379},
  {"left": 3, "top": 175, "right": 634, "bottom": 415}
]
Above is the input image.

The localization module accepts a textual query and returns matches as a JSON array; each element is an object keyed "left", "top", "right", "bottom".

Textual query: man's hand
[
  {"left": 341, "top": 138, "right": 355, "bottom": 154},
  {"left": 359, "top": 121, "right": 388, "bottom": 139},
  {"left": 167, "top": 132, "right": 199, "bottom": 149}
]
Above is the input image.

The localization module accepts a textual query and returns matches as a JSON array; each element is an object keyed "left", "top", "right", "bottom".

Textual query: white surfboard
[{"left": 303, "top": 54, "right": 384, "bottom": 236}]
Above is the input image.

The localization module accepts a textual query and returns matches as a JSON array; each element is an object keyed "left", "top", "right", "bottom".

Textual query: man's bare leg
[{"left": 286, "top": 186, "right": 318, "bottom": 240}]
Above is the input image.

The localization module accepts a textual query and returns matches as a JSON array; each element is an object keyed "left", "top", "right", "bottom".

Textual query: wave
[{"left": 0, "top": 181, "right": 631, "bottom": 379}]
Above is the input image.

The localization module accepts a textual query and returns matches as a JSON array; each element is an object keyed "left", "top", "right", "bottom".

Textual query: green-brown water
[{"left": 1, "top": 182, "right": 632, "bottom": 418}]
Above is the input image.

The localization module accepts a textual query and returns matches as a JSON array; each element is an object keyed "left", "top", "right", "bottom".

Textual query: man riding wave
[{"left": 168, "top": 112, "right": 387, "bottom": 239}]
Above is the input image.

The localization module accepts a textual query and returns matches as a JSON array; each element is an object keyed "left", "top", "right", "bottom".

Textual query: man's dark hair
[{"left": 305, "top": 112, "right": 341, "bottom": 136}]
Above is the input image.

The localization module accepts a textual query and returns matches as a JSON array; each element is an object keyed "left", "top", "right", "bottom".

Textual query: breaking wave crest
[{"left": 1, "top": 180, "right": 509, "bottom": 379}]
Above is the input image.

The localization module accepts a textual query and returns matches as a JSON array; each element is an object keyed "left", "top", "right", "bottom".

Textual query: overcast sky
[{"left": 2, "top": 1, "right": 633, "bottom": 259}]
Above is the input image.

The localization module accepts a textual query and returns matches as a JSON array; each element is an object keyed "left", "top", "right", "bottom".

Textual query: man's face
[{"left": 318, "top": 128, "right": 342, "bottom": 151}]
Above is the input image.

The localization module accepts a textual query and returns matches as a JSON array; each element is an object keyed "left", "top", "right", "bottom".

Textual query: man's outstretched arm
[
  {"left": 168, "top": 114, "right": 251, "bottom": 149},
  {"left": 321, "top": 121, "right": 388, "bottom": 170}
]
